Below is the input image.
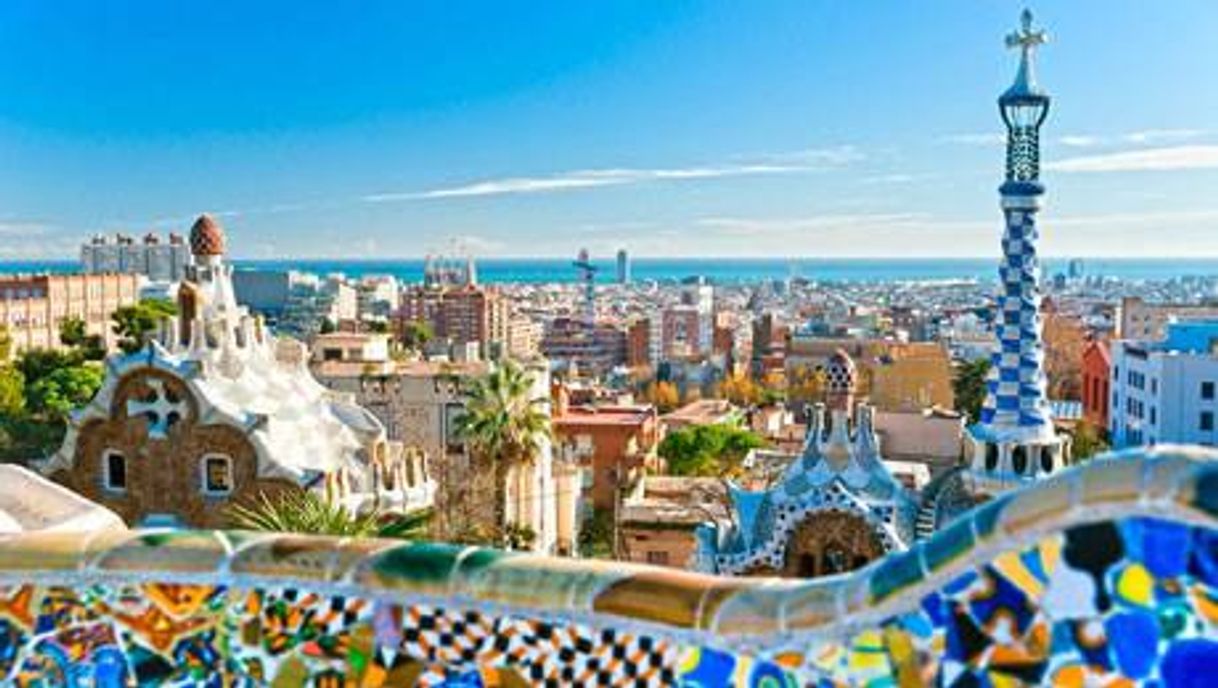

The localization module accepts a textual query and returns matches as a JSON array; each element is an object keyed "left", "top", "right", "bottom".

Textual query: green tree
[
  {"left": 0, "top": 326, "right": 11, "bottom": 361},
  {"left": 15, "top": 348, "right": 82, "bottom": 382},
  {"left": 26, "top": 365, "right": 104, "bottom": 418},
  {"left": 111, "top": 298, "right": 178, "bottom": 354},
  {"left": 400, "top": 320, "right": 434, "bottom": 350},
  {"left": 578, "top": 507, "right": 615, "bottom": 559},
  {"left": 58, "top": 316, "right": 87, "bottom": 348},
  {"left": 658, "top": 423, "right": 768, "bottom": 478},
  {"left": 1071, "top": 420, "right": 1109, "bottom": 462},
  {"left": 227, "top": 489, "right": 432, "bottom": 538},
  {"left": 953, "top": 358, "right": 991, "bottom": 423},
  {"left": 0, "top": 366, "right": 23, "bottom": 417},
  {"left": 60, "top": 317, "right": 106, "bottom": 361},
  {"left": 454, "top": 360, "right": 551, "bottom": 547}
]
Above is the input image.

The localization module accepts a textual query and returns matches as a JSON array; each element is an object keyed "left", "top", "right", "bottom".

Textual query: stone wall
[{"left": 52, "top": 368, "right": 299, "bottom": 528}]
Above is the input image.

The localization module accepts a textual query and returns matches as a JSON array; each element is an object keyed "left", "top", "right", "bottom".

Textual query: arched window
[
  {"left": 985, "top": 443, "right": 999, "bottom": 472},
  {"left": 201, "top": 454, "right": 234, "bottom": 496},
  {"left": 1012, "top": 446, "right": 1028, "bottom": 475},
  {"left": 103, "top": 449, "right": 127, "bottom": 493},
  {"left": 1040, "top": 446, "right": 1055, "bottom": 474}
]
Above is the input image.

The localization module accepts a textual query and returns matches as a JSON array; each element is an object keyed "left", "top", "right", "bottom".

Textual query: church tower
[{"left": 966, "top": 10, "right": 1070, "bottom": 495}]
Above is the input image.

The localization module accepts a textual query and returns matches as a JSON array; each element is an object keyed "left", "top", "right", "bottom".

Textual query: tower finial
[{"left": 1004, "top": 9, "right": 1048, "bottom": 96}]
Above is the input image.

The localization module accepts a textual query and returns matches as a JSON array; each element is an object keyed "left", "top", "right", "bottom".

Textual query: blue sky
[{"left": 2, "top": 1, "right": 1217, "bottom": 260}]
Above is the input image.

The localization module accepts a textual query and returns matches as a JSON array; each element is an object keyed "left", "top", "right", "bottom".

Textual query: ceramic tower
[{"left": 966, "top": 10, "right": 1071, "bottom": 495}]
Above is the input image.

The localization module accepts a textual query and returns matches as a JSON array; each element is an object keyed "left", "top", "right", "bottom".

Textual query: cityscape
[{"left": 2, "top": 4, "right": 1218, "bottom": 686}]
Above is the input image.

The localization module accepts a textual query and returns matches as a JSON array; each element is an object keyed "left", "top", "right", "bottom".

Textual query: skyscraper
[
  {"left": 616, "top": 249, "right": 631, "bottom": 285},
  {"left": 965, "top": 10, "right": 1071, "bottom": 494}
]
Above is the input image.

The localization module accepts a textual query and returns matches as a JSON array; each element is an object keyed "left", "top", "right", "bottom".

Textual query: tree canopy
[
  {"left": 658, "top": 423, "right": 767, "bottom": 478},
  {"left": 112, "top": 298, "right": 178, "bottom": 354},
  {"left": 26, "top": 365, "right": 105, "bottom": 419},
  {"left": 953, "top": 358, "right": 991, "bottom": 423},
  {"left": 453, "top": 360, "right": 550, "bottom": 546}
]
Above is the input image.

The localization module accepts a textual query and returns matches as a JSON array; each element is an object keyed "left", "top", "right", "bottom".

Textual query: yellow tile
[
  {"left": 1081, "top": 458, "right": 1143, "bottom": 505},
  {"left": 1001, "top": 476, "right": 1072, "bottom": 534},
  {"left": 229, "top": 533, "right": 342, "bottom": 581},
  {"left": 93, "top": 530, "right": 228, "bottom": 574},
  {"left": 0, "top": 532, "right": 88, "bottom": 571},
  {"left": 780, "top": 579, "right": 841, "bottom": 631},
  {"left": 705, "top": 582, "right": 788, "bottom": 635}
]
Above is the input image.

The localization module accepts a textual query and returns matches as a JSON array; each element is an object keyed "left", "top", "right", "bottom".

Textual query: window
[
  {"left": 1203, "top": 412, "right": 1215, "bottom": 433},
  {"left": 645, "top": 551, "right": 669, "bottom": 565},
  {"left": 1150, "top": 407, "right": 1157, "bottom": 425},
  {"left": 1011, "top": 446, "right": 1028, "bottom": 475},
  {"left": 1039, "top": 447, "right": 1054, "bottom": 474},
  {"left": 201, "top": 454, "right": 233, "bottom": 495},
  {"left": 1204, "top": 382, "right": 1215, "bottom": 400},
  {"left": 103, "top": 450, "right": 127, "bottom": 492}
]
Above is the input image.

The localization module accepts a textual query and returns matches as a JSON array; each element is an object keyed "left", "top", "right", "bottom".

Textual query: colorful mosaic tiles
[{"left": 1, "top": 447, "right": 1218, "bottom": 686}]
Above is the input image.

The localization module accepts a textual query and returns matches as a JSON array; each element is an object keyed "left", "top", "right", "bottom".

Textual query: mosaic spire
[{"left": 978, "top": 9, "right": 1054, "bottom": 440}]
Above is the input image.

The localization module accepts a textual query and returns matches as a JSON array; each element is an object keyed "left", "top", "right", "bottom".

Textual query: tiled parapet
[{"left": 2, "top": 446, "right": 1218, "bottom": 685}]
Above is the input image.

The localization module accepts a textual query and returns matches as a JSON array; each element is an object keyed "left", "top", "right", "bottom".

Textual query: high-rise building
[
  {"left": 81, "top": 232, "right": 190, "bottom": 282},
  {"left": 573, "top": 249, "right": 597, "bottom": 328},
  {"left": 616, "top": 249, "right": 631, "bottom": 285},
  {"left": 397, "top": 256, "right": 511, "bottom": 359},
  {"left": 965, "top": 10, "right": 1071, "bottom": 495}
]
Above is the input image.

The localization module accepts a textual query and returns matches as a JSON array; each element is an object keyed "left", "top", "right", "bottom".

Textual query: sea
[{"left": 3, "top": 257, "right": 1218, "bottom": 285}]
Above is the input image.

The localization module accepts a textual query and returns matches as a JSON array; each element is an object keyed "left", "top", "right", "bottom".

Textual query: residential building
[
  {"left": 398, "top": 283, "right": 510, "bottom": 358},
  {"left": 81, "top": 232, "right": 190, "bottom": 282},
  {"left": 0, "top": 272, "right": 142, "bottom": 357},
  {"left": 619, "top": 476, "right": 729, "bottom": 568},
  {"left": 552, "top": 389, "right": 660, "bottom": 512},
  {"left": 540, "top": 317, "right": 627, "bottom": 375},
  {"left": 661, "top": 399, "right": 741, "bottom": 430},
  {"left": 1081, "top": 339, "right": 1111, "bottom": 430},
  {"left": 1118, "top": 296, "right": 1218, "bottom": 340},
  {"left": 1110, "top": 320, "right": 1218, "bottom": 449}
]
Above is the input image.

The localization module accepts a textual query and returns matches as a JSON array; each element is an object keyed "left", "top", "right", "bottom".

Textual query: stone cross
[{"left": 126, "top": 378, "right": 188, "bottom": 439}]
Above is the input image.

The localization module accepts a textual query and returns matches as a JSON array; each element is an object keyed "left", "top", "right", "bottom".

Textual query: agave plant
[{"left": 227, "top": 490, "right": 431, "bottom": 539}]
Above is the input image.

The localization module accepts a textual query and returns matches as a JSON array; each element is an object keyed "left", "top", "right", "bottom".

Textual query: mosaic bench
[{"left": 2, "top": 446, "right": 1218, "bottom": 686}]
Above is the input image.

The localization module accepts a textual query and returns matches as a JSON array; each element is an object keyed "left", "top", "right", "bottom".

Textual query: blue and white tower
[{"left": 966, "top": 10, "right": 1071, "bottom": 494}]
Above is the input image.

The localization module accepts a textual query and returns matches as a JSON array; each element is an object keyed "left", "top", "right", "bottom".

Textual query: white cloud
[
  {"left": 1123, "top": 129, "right": 1207, "bottom": 144},
  {"left": 1058, "top": 135, "right": 1103, "bottom": 148},
  {"left": 941, "top": 133, "right": 1005, "bottom": 146},
  {"left": 1047, "top": 145, "right": 1218, "bottom": 173},
  {"left": 1049, "top": 209, "right": 1218, "bottom": 227},
  {"left": 0, "top": 221, "right": 52, "bottom": 236},
  {"left": 363, "top": 150, "right": 858, "bottom": 202}
]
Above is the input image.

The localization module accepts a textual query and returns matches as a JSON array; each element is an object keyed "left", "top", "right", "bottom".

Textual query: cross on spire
[{"left": 1006, "top": 9, "right": 1047, "bottom": 61}]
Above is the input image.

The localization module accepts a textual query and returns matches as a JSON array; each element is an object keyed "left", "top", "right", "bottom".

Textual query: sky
[{"left": 2, "top": 1, "right": 1217, "bottom": 260}]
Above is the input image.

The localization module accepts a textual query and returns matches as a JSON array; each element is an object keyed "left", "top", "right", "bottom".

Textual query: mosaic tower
[{"left": 966, "top": 10, "right": 1070, "bottom": 493}]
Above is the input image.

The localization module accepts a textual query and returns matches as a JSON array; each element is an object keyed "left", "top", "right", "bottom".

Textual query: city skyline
[{"left": 3, "top": 2, "right": 1218, "bottom": 260}]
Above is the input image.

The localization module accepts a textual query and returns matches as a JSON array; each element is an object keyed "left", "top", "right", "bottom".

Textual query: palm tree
[
  {"left": 453, "top": 360, "right": 551, "bottom": 547},
  {"left": 227, "top": 490, "right": 432, "bottom": 539}
]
